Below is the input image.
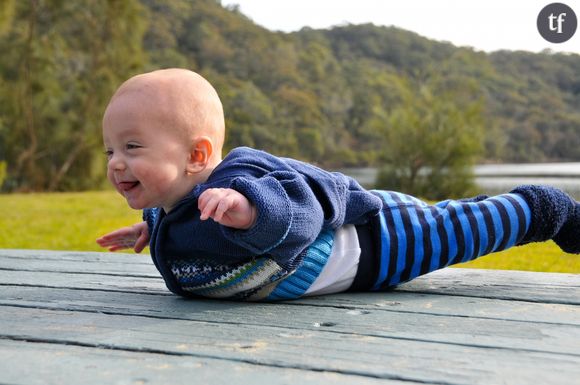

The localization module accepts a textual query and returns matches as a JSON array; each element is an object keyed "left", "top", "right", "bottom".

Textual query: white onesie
[{"left": 305, "top": 225, "right": 361, "bottom": 296}]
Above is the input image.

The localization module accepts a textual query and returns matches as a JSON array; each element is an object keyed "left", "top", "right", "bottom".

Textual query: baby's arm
[
  {"left": 96, "top": 221, "right": 150, "bottom": 253},
  {"left": 198, "top": 188, "right": 257, "bottom": 230}
]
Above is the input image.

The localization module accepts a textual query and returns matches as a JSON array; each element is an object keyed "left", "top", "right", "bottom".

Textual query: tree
[
  {"left": 376, "top": 75, "right": 485, "bottom": 199},
  {"left": 1, "top": 1, "right": 579, "bottom": 192},
  {"left": 0, "top": 0, "right": 146, "bottom": 191}
]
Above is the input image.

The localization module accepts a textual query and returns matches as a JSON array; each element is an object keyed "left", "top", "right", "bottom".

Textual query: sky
[{"left": 221, "top": 0, "right": 580, "bottom": 54}]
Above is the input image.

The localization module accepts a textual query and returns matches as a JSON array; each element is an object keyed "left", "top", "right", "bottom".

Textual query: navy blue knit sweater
[{"left": 144, "top": 147, "right": 383, "bottom": 295}]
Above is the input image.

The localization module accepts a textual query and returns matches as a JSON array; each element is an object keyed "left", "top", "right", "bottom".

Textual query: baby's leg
[{"left": 371, "top": 185, "right": 578, "bottom": 290}]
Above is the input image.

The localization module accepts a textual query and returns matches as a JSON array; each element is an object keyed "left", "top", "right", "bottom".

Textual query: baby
[{"left": 97, "top": 68, "right": 580, "bottom": 301}]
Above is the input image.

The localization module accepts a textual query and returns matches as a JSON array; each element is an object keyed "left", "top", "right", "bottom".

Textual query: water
[
  {"left": 473, "top": 163, "right": 580, "bottom": 177},
  {"left": 338, "top": 163, "right": 580, "bottom": 199}
]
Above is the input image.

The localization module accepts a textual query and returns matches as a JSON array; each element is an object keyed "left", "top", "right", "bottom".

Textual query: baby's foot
[
  {"left": 553, "top": 201, "right": 580, "bottom": 254},
  {"left": 511, "top": 185, "right": 576, "bottom": 253}
]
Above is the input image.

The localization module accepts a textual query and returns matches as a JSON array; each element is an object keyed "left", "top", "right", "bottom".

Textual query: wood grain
[{"left": 1, "top": 249, "right": 579, "bottom": 385}]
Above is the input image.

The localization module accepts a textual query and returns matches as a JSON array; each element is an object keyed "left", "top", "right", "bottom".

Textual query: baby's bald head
[{"left": 105, "top": 69, "right": 225, "bottom": 162}]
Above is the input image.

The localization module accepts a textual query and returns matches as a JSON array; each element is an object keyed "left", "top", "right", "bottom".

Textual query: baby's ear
[{"left": 186, "top": 137, "right": 213, "bottom": 173}]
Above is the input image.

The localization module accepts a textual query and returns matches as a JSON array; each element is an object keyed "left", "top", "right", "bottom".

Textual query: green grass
[
  {"left": 0, "top": 191, "right": 142, "bottom": 252},
  {"left": 456, "top": 241, "right": 580, "bottom": 273},
  {"left": 0, "top": 191, "right": 578, "bottom": 273}
]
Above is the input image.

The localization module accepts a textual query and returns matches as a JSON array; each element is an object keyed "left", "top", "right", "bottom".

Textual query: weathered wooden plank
[
  {"left": 2, "top": 269, "right": 579, "bottom": 325},
  {"left": 0, "top": 252, "right": 158, "bottom": 276},
  {"left": 0, "top": 340, "right": 399, "bottom": 385},
  {"left": 0, "top": 269, "right": 168, "bottom": 294},
  {"left": 0, "top": 248, "right": 150, "bottom": 264},
  {"left": 394, "top": 268, "right": 580, "bottom": 305},
  {"left": 0, "top": 264, "right": 578, "bottom": 324},
  {"left": 292, "top": 292, "right": 580, "bottom": 325},
  {"left": 1, "top": 285, "right": 579, "bottom": 355},
  {"left": 2, "top": 250, "right": 579, "bottom": 304},
  {"left": 1, "top": 305, "right": 579, "bottom": 385},
  {"left": 3, "top": 250, "right": 580, "bottom": 385}
]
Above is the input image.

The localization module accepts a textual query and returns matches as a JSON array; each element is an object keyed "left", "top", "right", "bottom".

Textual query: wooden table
[{"left": 1, "top": 249, "right": 579, "bottom": 385}]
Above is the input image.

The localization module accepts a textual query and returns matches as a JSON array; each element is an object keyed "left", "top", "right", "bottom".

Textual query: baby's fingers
[
  {"left": 133, "top": 232, "right": 149, "bottom": 253},
  {"left": 97, "top": 227, "right": 135, "bottom": 241},
  {"left": 107, "top": 242, "right": 134, "bottom": 252},
  {"left": 213, "top": 195, "right": 237, "bottom": 222},
  {"left": 96, "top": 235, "right": 119, "bottom": 247},
  {"left": 198, "top": 188, "right": 220, "bottom": 210},
  {"left": 97, "top": 234, "right": 135, "bottom": 249},
  {"left": 199, "top": 194, "right": 221, "bottom": 220}
]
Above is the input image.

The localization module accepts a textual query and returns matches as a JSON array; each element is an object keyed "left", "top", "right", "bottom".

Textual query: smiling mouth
[{"left": 118, "top": 181, "right": 140, "bottom": 192}]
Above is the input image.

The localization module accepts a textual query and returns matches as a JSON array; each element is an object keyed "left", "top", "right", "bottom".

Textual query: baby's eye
[
  {"left": 126, "top": 143, "right": 141, "bottom": 150},
  {"left": 104, "top": 149, "right": 113, "bottom": 159}
]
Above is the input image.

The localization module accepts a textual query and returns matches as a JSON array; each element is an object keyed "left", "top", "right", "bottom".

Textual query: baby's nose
[{"left": 108, "top": 154, "right": 126, "bottom": 171}]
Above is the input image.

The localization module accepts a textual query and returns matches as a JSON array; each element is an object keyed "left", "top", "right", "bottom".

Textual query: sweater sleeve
[{"left": 219, "top": 170, "right": 325, "bottom": 269}]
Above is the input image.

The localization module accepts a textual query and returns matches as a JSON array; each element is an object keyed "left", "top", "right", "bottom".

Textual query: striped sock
[{"left": 371, "top": 190, "right": 531, "bottom": 290}]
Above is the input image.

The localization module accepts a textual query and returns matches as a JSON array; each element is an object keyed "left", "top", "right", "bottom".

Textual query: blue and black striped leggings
[{"left": 369, "top": 191, "right": 531, "bottom": 290}]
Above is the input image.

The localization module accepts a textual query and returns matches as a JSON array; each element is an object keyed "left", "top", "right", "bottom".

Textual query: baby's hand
[
  {"left": 198, "top": 188, "right": 257, "bottom": 230},
  {"left": 96, "top": 221, "right": 150, "bottom": 253}
]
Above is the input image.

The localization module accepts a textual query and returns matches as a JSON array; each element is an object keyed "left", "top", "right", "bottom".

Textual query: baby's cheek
[
  {"left": 142, "top": 164, "right": 181, "bottom": 190},
  {"left": 106, "top": 170, "right": 118, "bottom": 190},
  {"left": 142, "top": 166, "right": 177, "bottom": 185}
]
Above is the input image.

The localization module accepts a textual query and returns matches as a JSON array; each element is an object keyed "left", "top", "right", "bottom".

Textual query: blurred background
[{"left": 0, "top": 0, "right": 578, "bottom": 272}]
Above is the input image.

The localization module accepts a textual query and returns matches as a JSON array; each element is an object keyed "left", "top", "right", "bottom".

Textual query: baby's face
[{"left": 103, "top": 94, "right": 193, "bottom": 211}]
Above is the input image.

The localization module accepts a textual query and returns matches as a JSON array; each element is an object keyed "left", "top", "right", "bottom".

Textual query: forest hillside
[{"left": 1, "top": 0, "right": 579, "bottom": 192}]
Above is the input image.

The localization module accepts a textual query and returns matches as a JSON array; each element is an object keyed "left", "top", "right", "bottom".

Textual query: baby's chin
[
  {"left": 118, "top": 192, "right": 148, "bottom": 210},
  {"left": 126, "top": 198, "right": 162, "bottom": 211},
  {"left": 127, "top": 201, "right": 146, "bottom": 210},
  {"left": 113, "top": 184, "right": 151, "bottom": 210}
]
